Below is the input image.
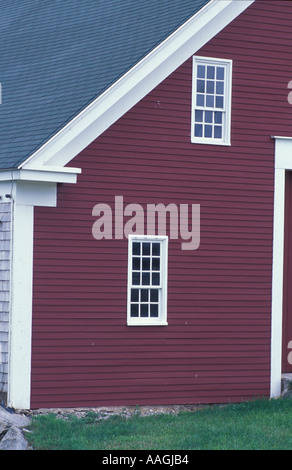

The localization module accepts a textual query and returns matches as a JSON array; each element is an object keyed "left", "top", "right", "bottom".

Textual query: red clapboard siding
[{"left": 31, "top": 0, "right": 291, "bottom": 408}]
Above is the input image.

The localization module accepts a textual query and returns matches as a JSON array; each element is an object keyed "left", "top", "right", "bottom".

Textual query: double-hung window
[
  {"left": 127, "top": 235, "right": 168, "bottom": 326},
  {"left": 192, "top": 56, "right": 232, "bottom": 145}
]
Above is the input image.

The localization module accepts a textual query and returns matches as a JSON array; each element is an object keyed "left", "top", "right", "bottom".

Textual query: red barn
[{"left": 0, "top": 0, "right": 291, "bottom": 410}]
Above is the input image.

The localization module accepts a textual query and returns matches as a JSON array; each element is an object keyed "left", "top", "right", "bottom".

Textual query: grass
[{"left": 26, "top": 398, "right": 292, "bottom": 451}]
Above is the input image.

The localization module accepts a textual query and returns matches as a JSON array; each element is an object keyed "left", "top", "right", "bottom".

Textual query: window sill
[
  {"left": 127, "top": 321, "right": 168, "bottom": 327},
  {"left": 191, "top": 137, "right": 231, "bottom": 146}
]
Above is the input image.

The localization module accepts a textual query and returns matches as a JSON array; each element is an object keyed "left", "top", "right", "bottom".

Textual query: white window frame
[
  {"left": 191, "top": 56, "right": 232, "bottom": 146},
  {"left": 127, "top": 235, "right": 168, "bottom": 326}
]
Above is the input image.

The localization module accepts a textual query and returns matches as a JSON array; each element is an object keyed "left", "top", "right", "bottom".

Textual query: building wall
[
  {"left": 0, "top": 202, "right": 11, "bottom": 401},
  {"left": 31, "top": 1, "right": 292, "bottom": 408}
]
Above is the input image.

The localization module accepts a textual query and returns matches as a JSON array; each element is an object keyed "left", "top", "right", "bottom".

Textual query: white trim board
[
  {"left": 0, "top": 167, "right": 81, "bottom": 185},
  {"left": 8, "top": 204, "right": 34, "bottom": 409},
  {"left": 19, "top": 0, "right": 255, "bottom": 171}
]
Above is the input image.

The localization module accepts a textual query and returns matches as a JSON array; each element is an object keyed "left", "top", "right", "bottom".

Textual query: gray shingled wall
[{"left": 0, "top": 202, "right": 11, "bottom": 400}]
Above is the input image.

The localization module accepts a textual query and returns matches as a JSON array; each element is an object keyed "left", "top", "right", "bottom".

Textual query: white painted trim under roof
[
  {"left": 19, "top": 0, "right": 255, "bottom": 172},
  {"left": 0, "top": 166, "right": 81, "bottom": 185}
]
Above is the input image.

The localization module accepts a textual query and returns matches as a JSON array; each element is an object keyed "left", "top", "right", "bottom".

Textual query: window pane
[
  {"left": 141, "top": 304, "right": 149, "bottom": 317},
  {"left": 214, "top": 126, "right": 222, "bottom": 139},
  {"left": 150, "top": 290, "right": 159, "bottom": 302},
  {"left": 142, "top": 272, "right": 150, "bottom": 285},
  {"left": 207, "top": 66, "right": 215, "bottom": 79},
  {"left": 152, "top": 273, "right": 160, "bottom": 286},
  {"left": 131, "top": 304, "right": 139, "bottom": 317},
  {"left": 142, "top": 243, "right": 150, "bottom": 256},
  {"left": 132, "top": 242, "right": 140, "bottom": 255},
  {"left": 152, "top": 243, "right": 160, "bottom": 256},
  {"left": 141, "top": 289, "right": 149, "bottom": 302},
  {"left": 214, "top": 111, "right": 223, "bottom": 124},
  {"left": 216, "top": 67, "right": 225, "bottom": 80},
  {"left": 150, "top": 304, "right": 159, "bottom": 318},
  {"left": 216, "top": 96, "right": 224, "bottom": 109},
  {"left": 206, "top": 80, "right": 214, "bottom": 94},
  {"left": 204, "top": 125, "right": 212, "bottom": 138},
  {"left": 197, "top": 65, "right": 205, "bottom": 78},
  {"left": 197, "top": 80, "right": 205, "bottom": 93},
  {"left": 152, "top": 258, "right": 160, "bottom": 271},
  {"left": 216, "top": 81, "right": 224, "bottom": 95},
  {"left": 196, "top": 94, "right": 204, "bottom": 107},
  {"left": 195, "top": 124, "right": 203, "bottom": 137},
  {"left": 142, "top": 257, "right": 151, "bottom": 271},
  {"left": 206, "top": 95, "right": 214, "bottom": 107},
  {"left": 132, "top": 257, "right": 140, "bottom": 270},
  {"left": 132, "top": 272, "right": 140, "bottom": 285},
  {"left": 205, "top": 111, "right": 213, "bottom": 123},
  {"left": 195, "top": 110, "right": 203, "bottom": 122},
  {"left": 131, "top": 289, "right": 139, "bottom": 302}
]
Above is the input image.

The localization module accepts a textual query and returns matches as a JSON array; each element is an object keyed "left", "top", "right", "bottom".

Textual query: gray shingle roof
[{"left": 0, "top": 0, "right": 211, "bottom": 170}]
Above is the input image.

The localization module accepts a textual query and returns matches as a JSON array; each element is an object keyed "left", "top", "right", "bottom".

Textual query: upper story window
[
  {"left": 192, "top": 56, "right": 232, "bottom": 146},
  {"left": 127, "top": 235, "right": 168, "bottom": 326}
]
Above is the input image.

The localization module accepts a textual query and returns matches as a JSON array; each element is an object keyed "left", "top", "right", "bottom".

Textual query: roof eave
[{"left": 0, "top": 165, "right": 81, "bottom": 184}]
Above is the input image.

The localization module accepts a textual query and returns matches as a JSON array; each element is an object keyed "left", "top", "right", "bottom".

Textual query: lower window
[{"left": 127, "top": 235, "right": 168, "bottom": 326}]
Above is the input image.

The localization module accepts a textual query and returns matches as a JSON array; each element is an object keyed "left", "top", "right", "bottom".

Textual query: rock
[
  {"left": 0, "top": 423, "right": 7, "bottom": 434},
  {"left": 0, "top": 425, "right": 29, "bottom": 451},
  {"left": 0, "top": 407, "right": 31, "bottom": 428},
  {"left": 0, "top": 406, "right": 32, "bottom": 450},
  {"left": 281, "top": 376, "right": 292, "bottom": 398}
]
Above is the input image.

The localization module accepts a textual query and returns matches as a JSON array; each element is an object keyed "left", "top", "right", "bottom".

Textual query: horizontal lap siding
[{"left": 31, "top": 0, "right": 291, "bottom": 408}]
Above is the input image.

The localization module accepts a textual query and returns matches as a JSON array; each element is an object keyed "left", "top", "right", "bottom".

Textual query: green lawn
[{"left": 26, "top": 398, "right": 292, "bottom": 451}]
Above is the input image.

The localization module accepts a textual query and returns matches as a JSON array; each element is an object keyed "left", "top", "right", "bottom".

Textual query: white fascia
[
  {"left": 19, "top": 0, "right": 255, "bottom": 171},
  {"left": 0, "top": 166, "right": 81, "bottom": 184},
  {"left": 270, "top": 136, "right": 292, "bottom": 399}
]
